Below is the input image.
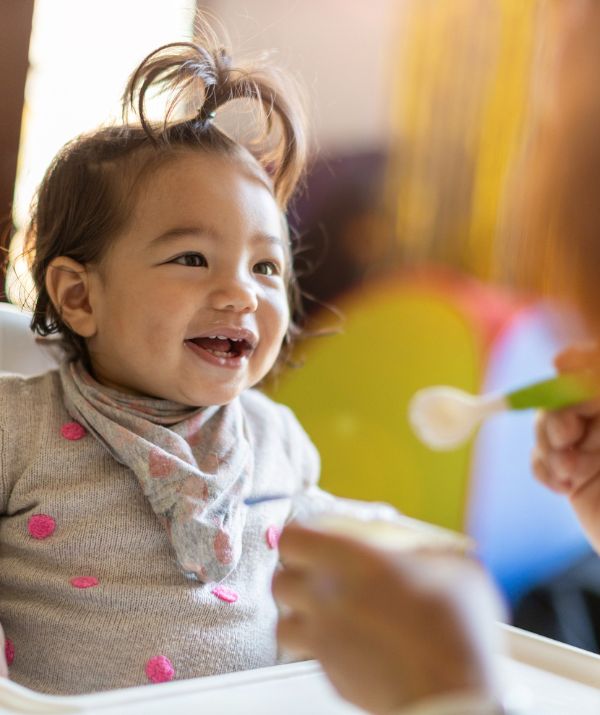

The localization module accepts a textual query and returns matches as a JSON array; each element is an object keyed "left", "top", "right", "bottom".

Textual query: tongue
[{"left": 193, "top": 337, "right": 231, "bottom": 352}]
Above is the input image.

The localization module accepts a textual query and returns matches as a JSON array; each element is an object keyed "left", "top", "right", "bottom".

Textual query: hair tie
[{"left": 197, "top": 106, "right": 216, "bottom": 124}]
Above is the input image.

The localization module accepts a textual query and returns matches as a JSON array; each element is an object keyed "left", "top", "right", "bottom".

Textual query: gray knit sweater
[{"left": 0, "top": 370, "right": 319, "bottom": 695}]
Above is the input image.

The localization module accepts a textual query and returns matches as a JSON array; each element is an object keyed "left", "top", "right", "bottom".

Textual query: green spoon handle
[{"left": 506, "top": 373, "right": 597, "bottom": 411}]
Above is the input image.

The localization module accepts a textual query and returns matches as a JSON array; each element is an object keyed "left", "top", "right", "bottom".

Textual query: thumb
[{"left": 554, "top": 344, "right": 600, "bottom": 373}]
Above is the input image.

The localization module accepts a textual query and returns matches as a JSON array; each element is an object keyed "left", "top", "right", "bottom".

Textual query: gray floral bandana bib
[{"left": 59, "top": 360, "right": 252, "bottom": 583}]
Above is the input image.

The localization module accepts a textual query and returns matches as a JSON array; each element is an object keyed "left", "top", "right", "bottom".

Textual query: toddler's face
[{"left": 85, "top": 151, "right": 290, "bottom": 405}]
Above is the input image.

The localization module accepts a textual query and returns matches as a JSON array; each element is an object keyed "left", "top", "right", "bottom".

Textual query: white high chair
[{"left": 0, "top": 302, "right": 58, "bottom": 376}]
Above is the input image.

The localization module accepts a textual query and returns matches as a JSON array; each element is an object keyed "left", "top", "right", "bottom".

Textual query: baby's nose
[{"left": 210, "top": 277, "right": 258, "bottom": 312}]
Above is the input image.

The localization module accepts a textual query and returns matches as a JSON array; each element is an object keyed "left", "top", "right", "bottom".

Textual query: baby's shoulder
[
  {"left": 240, "top": 389, "right": 320, "bottom": 480},
  {"left": 239, "top": 388, "right": 301, "bottom": 436},
  {"left": 0, "top": 369, "right": 62, "bottom": 429}
]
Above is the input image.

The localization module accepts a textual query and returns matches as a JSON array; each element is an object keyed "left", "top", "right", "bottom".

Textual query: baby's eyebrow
[
  {"left": 149, "top": 226, "right": 284, "bottom": 248},
  {"left": 252, "top": 233, "right": 285, "bottom": 248},
  {"left": 149, "top": 226, "right": 216, "bottom": 245}
]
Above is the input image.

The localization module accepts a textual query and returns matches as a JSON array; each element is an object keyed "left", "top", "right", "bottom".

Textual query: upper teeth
[{"left": 208, "top": 335, "right": 241, "bottom": 341}]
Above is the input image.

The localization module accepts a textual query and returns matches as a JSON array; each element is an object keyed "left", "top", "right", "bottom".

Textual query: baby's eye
[
  {"left": 171, "top": 253, "right": 207, "bottom": 268},
  {"left": 253, "top": 261, "right": 280, "bottom": 276}
]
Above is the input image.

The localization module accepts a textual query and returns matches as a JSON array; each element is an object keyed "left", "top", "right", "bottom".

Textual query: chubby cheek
[
  {"left": 260, "top": 296, "right": 290, "bottom": 364},
  {"left": 113, "top": 293, "right": 183, "bottom": 359},
  {"left": 140, "top": 310, "right": 184, "bottom": 356}
]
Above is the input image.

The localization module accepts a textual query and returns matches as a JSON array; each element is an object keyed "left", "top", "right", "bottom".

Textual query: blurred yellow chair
[{"left": 267, "top": 273, "right": 509, "bottom": 531}]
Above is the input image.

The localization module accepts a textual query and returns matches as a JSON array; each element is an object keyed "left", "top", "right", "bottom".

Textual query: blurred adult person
[{"left": 275, "top": 2, "right": 600, "bottom": 713}]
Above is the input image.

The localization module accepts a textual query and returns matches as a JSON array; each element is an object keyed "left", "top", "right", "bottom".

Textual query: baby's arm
[{"left": 532, "top": 346, "right": 600, "bottom": 551}]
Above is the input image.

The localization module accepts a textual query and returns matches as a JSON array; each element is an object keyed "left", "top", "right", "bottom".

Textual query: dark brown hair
[{"left": 24, "top": 26, "right": 308, "bottom": 365}]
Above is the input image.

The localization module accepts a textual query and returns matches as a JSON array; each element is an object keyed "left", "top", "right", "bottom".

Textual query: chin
[{"left": 176, "top": 385, "right": 242, "bottom": 408}]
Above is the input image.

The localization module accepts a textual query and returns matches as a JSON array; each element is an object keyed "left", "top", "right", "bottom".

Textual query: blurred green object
[
  {"left": 267, "top": 279, "right": 487, "bottom": 532},
  {"left": 507, "top": 373, "right": 596, "bottom": 410}
]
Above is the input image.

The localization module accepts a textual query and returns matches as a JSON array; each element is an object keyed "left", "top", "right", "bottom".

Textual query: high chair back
[
  {"left": 267, "top": 274, "right": 491, "bottom": 531},
  {"left": 0, "top": 302, "right": 58, "bottom": 376}
]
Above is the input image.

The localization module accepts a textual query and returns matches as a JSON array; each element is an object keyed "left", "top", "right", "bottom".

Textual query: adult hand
[
  {"left": 532, "top": 345, "right": 600, "bottom": 551},
  {"left": 273, "top": 523, "right": 504, "bottom": 715}
]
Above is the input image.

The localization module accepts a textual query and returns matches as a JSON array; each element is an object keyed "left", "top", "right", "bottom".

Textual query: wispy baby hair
[{"left": 25, "top": 23, "right": 309, "bottom": 364}]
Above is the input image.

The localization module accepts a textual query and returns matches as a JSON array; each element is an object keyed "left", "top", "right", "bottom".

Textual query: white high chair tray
[{"left": 0, "top": 625, "right": 598, "bottom": 714}]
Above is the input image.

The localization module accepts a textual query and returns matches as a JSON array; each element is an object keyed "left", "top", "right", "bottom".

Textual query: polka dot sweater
[{"left": 0, "top": 370, "right": 321, "bottom": 695}]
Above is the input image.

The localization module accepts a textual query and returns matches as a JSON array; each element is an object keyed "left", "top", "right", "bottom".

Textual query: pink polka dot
[
  {"left": 27, "top": 514, "right": 56, "bottom": 540},
  {"left": 211, "top": 585, "right": 238, "bottom": 603},
  {"left": 145, "top": 655, "right": 175, "bottom": 683},
  {"left": 149, "top": 448, "right": 174, "bottom": 478},
  {"left": 265, "top": 525, "right": 282, "bottom": 550},
  {"left": 4, "top": 638, "right": 14, "bottom": 667},
  {"left": 60, "top": 421, "right": 87, "bottom": 440},
  {"left": 70, "top": 576, "right": 99, "bottom": 589},
  {"left": 213, "top": 529, "right": 233, "bottom": 565}
]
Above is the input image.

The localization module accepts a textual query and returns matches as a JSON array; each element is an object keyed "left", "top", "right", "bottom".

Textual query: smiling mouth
[{"left": 186, "top": 336, "right": 254, "bottom": 360}]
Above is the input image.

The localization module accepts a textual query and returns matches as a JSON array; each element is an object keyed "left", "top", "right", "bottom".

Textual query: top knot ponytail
[{"left": 123, "top": 28, "right": 308, "bottom": 208}]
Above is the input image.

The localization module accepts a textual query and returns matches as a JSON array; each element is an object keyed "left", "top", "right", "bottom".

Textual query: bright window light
[{"left": 8, "top": 0, "right": 196, "bottom": 306}]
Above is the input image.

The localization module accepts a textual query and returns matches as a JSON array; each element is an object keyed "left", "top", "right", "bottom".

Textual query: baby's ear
[{"left": 45, "top": 257, "right": 97, "bottom": 338}]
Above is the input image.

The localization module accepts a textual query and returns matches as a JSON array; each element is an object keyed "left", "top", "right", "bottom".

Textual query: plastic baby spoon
[{"left": 409, "top": 373, "right": 597, "bottom": 451}]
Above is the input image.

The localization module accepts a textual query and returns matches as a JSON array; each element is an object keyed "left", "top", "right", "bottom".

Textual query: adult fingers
[
  {"left": 531, "top": 445, "right": 572, "bottom": 493},
  {"left": 536, "top": 404, "right": 600, "bottom": 454},
  {"left": 570, "top": 400, "right": 600, "bottom": 420},
  {"left": 272, "top": 566, "right": 315, "bottom": 613},
  {"left": 551, "top": 449, "right": 600, "bottom": 488},
  {"left": 533, "top": 412, "right": 573, "bottom": 490},
  {"left": 531, "top": 418, "right": 600, "bottom": 491},
  {"left": 575, "top": 414, "right": 600, "bottom": 451},
  {"left": 276, "top": 612, "right": 314, "bottom": 658},
  {"left": 278, "top": 523, "right": 333, "bottom": 569},
  {"left": 534, "top": 411, "right": 552, "bottom": 452},
  {"left": 278, "top": 522, "right": 381, "bottom": 573},
  {"left": 538, "top": 408, "right": 587, "bottom": 450},
  {"left": 554, "top": 344, "right": 600, "bottom": 372}
]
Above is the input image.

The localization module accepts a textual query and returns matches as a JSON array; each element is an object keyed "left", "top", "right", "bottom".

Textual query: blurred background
[{"left": 2, "top": 0, "right": 600, "bottom": 653}]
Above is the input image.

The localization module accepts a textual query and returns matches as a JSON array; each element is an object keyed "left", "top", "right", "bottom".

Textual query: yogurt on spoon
[{"left": 409, "top": 373, "right": 596, "bottom": 450}]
